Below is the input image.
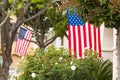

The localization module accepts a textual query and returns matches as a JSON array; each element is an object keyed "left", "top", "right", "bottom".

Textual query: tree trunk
[
  {"left": 116, "top": 27, "right": 120, "bottom": 80},
  {"left": 0, "top": 56, "right": 12, "bottom": 80},
  {"left": 0, "top": 41, "right": 13, "bottom": 80},
  {"left": 0, "top": 16, "right": 13, "bottom": 80}
]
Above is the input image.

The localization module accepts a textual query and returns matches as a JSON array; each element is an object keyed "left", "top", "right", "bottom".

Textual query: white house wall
[{"left": 102, "top": 28, "right": 113, "bottom": 61}]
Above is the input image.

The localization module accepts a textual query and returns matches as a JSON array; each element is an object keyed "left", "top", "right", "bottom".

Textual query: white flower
[
  {"left": 71, "top": 65, "right": 76, "bottom": 71},
  {"left": 49, "top": 28, "right": 53, "bottom": 31},
  {"left": 59, "top": 57, "right": 63, "bottom": 61},
  {"left": 36, "top": 53, "right": 39, "bottom": 54},
  {"left": 16, "top": 73, "right": 19, "bottom": 77},
  {"left": 70, "top": 62, "right": 73, "bottom": 65},
  {"left": 62, "top": 11, "right": 66, "bottom": 15},
  {"left": 42, "top": 64, "right": 44, "bottom": 66},
  {"left": 31, "top": 72, "right": 36, "bottom": 78},
  {"left": 43, "top": 17, "right": 48, "bottom": 21},
  {"left": 55, "top": 62, "right": 58, "bottom": 65}
]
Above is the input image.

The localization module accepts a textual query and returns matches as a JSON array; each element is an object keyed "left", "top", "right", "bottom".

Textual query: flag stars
[{"left": 68, "top": 14, "right": 85, "bottom": 26}]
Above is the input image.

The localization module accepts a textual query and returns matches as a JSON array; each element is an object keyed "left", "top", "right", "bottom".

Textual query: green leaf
[
  {"left": 32, "top": 0, "right": 43, "bottom": 3},
  {"left": 37, "top": 4, "right": 44, "bottom": 9},
  {"left": 17, "top": 2, "right": 22, "bottom": 10},
  {"left": 8, "top": 0, "right": 13, "bottom": 4}
]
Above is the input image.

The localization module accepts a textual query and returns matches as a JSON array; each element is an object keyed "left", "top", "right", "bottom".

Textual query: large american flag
[
  {"left": 67, "top": 13, "right": 102, "bottom": 58},
  {"left": 15, "top": 27, "right": 32, "bottom": 56}
]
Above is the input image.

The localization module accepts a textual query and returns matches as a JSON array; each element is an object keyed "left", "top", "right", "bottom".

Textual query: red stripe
[
  {"left": 20, "top": 39, "right": 25, "bottom": 55},
  {"left": 68, "top": 25, "right": 72, "bottom": 55},
  {"left": 88, "top": 22, "right": 92, "bottom": 49},
  {"left": 83, "top": 25, "right": 87, "bottom": 48},
  {"left": 22, "top": 39, "right": 27, "bottom": 55},
  {"left": 68, "top": 22, "right": 102, "bottom": 58},
  {"left": 22, "top": 32, "right": 30, "bottom": 56},
  {"left": 73, "top": 26, "right": 77, "bottom": 58},
  {"left": 98, "top": 27, "right": 102, "bottom": 58},
  {"left": 94, "top": 26, "right": 97, "bottom": 51},
  {"left": 15, "top": 28, "right": 32, "bottom": 56},
  {"left": 23, "top": 31, "right": 32, "bottom": 56},
  {"left": 77, "top": 26, "right": 82, "bottom": 57}
]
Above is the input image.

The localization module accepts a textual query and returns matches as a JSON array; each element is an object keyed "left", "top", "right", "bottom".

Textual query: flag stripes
[
  {"left": 15, "top": 27, "right": 32, "bottom": 56},
  {"left": 68, "top": 22, "right": 102, "bottom": 58}
]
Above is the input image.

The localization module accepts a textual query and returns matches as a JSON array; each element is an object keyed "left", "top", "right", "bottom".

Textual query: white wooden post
[{"left": 113, "top": 28, "right": 117, "bottom": 80}]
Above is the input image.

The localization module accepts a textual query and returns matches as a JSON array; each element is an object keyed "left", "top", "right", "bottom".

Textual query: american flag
[
  {"left": 67, "top": 13, "right": 102, "bottom": 58},
  {"left": 15, "top": 27, "right": 32, "bottom": 56}
]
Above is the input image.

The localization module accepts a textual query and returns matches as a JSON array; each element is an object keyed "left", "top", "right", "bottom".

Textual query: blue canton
[
  {"left": 19, "top": 27, "right": 27, "bottom": 39},
  {"left": 67, "top": 13, "right": 85, "bottom": 26}
]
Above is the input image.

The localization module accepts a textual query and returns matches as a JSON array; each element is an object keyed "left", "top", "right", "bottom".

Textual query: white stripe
[
  {"left": 91, "top": 24, "right": 94, "bottom": 51},
  {"left": 23, "top": 31, "right": 32, "bottom": 55},
  {"left": 85, "top": 22, "right": 90, "bottom": 49},
  {"left": 75, "top": 26, "right": 79, "bottom": 58},
  {"left": 100, "top": 25, "right": 104, "bottom": 57},
  {"left": 70, "top": 25, "right": 74, "bottom": 55},
  {"left": 80, "top": 25, "right": 84, "bottom": 58},
  {"left": 22, "top": 31, "right": 30, "bottom": 55},
  {"left": 100, "top": 23, "right": 104, "bottom": 43},
  {"left": 20, "top": 39, "right": 25, "bottom": 55},
  {"left": 22, "top": 31, "right": 32, "bottom": 56},
  {"left": 96, "top": 28, "right": 99, "bottom": 52},
  {"left": 21, "top": 39, "right": 26, "bottom": 55}
]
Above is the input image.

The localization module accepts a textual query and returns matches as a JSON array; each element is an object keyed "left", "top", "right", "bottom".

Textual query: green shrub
[{"left": 18, "top": 46, "right": 112, "bottom": 80}]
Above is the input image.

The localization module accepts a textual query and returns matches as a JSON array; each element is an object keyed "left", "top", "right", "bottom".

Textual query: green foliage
[
  {"left": 97, "top": 59, "right": 112, "bottom": 80},
  {"left": 8, "top": 0, "right": 13, "bottom": 4},
  {"left": 8, "top": 0, "right": 50, "bottom": 15},
  {"left": 6, "top": 0, "right": 68, "bottom": 48},
  {"left": 32, "top": 0, "right": 43, "bottom": 3},
  {"left": 18, "top": 46, "right": 112, "bottom": 80},
  {"left": 47, "top": 9, "right": 68, "bottom": 37},
  {"left": 24, "top": 1, "right": 68, "bottom": 38},
  {"left": 76, "top": 0, "right": 120, "bottom": 28},
  {"left": 79, "top": 0, "right": 120, "bottom": 28}
]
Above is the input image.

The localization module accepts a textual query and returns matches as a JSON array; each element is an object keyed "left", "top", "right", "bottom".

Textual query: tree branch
[
  {"left": 64, "top": 32, "right": 68, "bottom": 39},
  {"left": 0, "top": 15, "right": 9, "bottom": 27},
  {"left": 22, "top": 2, "right": 54, "bottom": 23},
  {"left": 31, "top": 25, "right": 41, "bottom": 46},
  {"left": 23, "top": 1, "right": 32, "bottom": 14},
  {"left": 45, "top": 35, "right": 57, "bottom": 47},
  {"left": 117, "top": 8, "right": 120, "bottom": 13},
  {"left": 23, "top": 38, "right": 39, "bottom": 45}
]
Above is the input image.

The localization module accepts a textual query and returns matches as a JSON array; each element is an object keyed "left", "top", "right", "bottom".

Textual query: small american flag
[
  {"left": 15, "top": 27, "right": 32, "bottom": 56},
  {"left": 67, "top": 13, "right": 102, "bottom": 58}
]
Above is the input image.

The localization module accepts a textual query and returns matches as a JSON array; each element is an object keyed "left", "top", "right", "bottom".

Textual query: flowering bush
[{"left": 18, "top": 46, "right": 112, "bottom": 80}]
